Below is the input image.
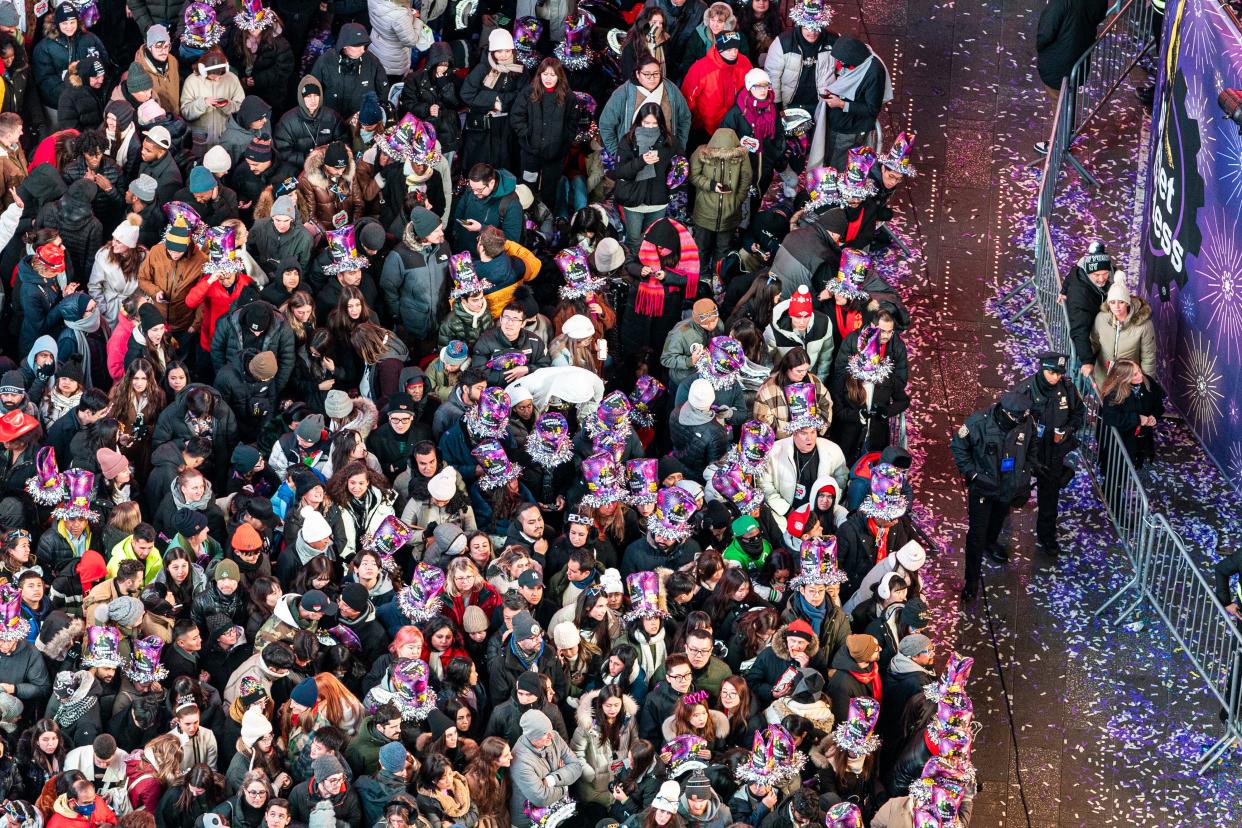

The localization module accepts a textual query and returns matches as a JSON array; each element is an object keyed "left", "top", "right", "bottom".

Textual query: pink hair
[{"left": 389, "top": 625, "right": 425, "bottom": 658}]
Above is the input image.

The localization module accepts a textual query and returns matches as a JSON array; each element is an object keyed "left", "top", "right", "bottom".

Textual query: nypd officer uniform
[
  {"left": 950, "top": 392, "right": 1036, "bottom": 603},
  {"left": 1011, "top": 352, "right": 1084, "bottom": 557}
]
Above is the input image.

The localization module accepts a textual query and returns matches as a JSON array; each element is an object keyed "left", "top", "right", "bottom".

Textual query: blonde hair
[
  {"left": 107, "top": 501, "right": 142, "bottom": 534},
  {"left": 1100, "top": 358, "right": 1141, "bottom": 404},
  {"left": 444, "top": 558, "right": 482, "bottom": 598},
  {"left": 145, "top": 733, "right": 185, "bottom": 786}
]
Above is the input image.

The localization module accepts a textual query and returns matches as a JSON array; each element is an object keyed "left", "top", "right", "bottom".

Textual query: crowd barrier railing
[{"left": 1003, "top": 0, "right": 1241, "bottom": 772}]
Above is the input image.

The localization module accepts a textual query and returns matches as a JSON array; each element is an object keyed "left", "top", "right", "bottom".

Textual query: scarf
[
  {"left": 424, "top": 773, "right": 472, "bottom": 818},
  {"left": 296, "top": 533, "right": 332, "bottom": 564},
  {"left": 635, "top": 221, "right": 700, "bottom": 317},
  {"left": 64, "top": 304, "right": 102, "bottom": 387},
  {"left": 867, "top": 518, "right": 890, "bottom": 564},
  {"left": 484, "top": 54, "right": 524, "bottom": 90},
  {"left": 848, "top": 664, "right": 882, "bottom": 702},
  {"left": 736, "top": 88, "right": 775, "bottom": 143},
  {"left": 347, "top": 487, "right": 379, "bottom": 532},
  {"left": 635, "top": 127, "right": 661, "bottom": 181},
  {"left": 793, "top": 592, "right": 826, "bottom": 634},
  {"left": 172, "top": 479, "right": 214, "bottom": 512},
  {"left": 826, "top": 52, "right": 895, "bottom": 108},
  {"left": 631, "top": 626, "right": 666, "bottom": 676},
  {"left": 53, "top": 674, "right": 97, "bottom": 728},
  {"left": 143, "top": 47, "right": 168, "bottom": 74},
  {"left": 509, "top": 634, "right": 544, "bottom": 670},
  {"left": 46, "top": 388, "right": 82, "bottom": 424}
]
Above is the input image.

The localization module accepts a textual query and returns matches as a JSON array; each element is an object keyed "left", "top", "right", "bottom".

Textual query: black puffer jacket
[
  {"left": 309, "top": 48, "right": 388, "bottom": 120},
  {"left": 210, "top": 301, "right": 298, "bottom": 393},
  {"left": 226, "top": 33, "right": 296, "bottom": 115},
  {"left": 57, "top": 74, "right": 107, "bottom": 131},
  {"left": 398, "top": 41, "right": 461, "bottom": 152},
  {"left": 32, "top": 27, "right": 108, "bottom": 108},
  {"left": 62, "top": 156, "right": 126, "bottom": 227},
  {"left": 190, "top": 580, "right": 247, "bottom": 631},
  {"left": 611, "top": 134, "right": 679, "bottom": 209},
  {"left": 1062, "top": 262, "right": 1109, "bottom": 364},
  {"left": 511, "top": 86, "right": 579, "bottom": 162},
  {"left": 151, "top": 384, "right": 240, "bottom": 475},
  {"left": 214, "top": 363, "right": 280, "bottom": 436},
  {"left": 40, "top": 184, "right": 103, "bottom": 284},
  {"left": 668, "top": 409, "right": 730, "bottom": 482},
  {"left": 273, "top": 75, "right": 350, "bottom": 179}
]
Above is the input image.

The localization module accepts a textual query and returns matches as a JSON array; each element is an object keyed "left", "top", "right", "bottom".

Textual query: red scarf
[
  {"left": 867, "top": 518, "right": 890, "bottom": 564},
  {"left": 848, "top": 664, "right": 882, "bottom": 702},
  {"left": 834, "top": 304, "right": 862, "bottom": 337},
  {"left": 735, "top": 88, "right": 775, "bottom": 143},
  {"left": 845, "top": 207, "right": 865, "bottom": 242},
  {"left": 635, "top": 222, "right": 700, "bottom": 317}
]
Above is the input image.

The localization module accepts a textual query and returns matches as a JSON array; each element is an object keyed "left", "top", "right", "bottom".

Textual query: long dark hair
[
  {"left": 605, "top": 643, "right": 638, "bottom": 692},
  {"left": 773, "top": 346, "right": 813, "bottom": 389},
  {"left": 623, "top": 102, "right": 669, "bottom": 148},
  {"left": 728, "top": 273, "right": 780, "bottom": 331},
  {"left": 175, "top": 765, "right": 223, "bottom": 812},
  {"left": 621, "top": 739, "right": 655, "bottom": 799},
  {"left": 592, "top": 684, "right": 627, "bottom": 750},
  {"left": 17, "top": 719, "right": 66, "bottom": 775},
  {"left": 529, "top": 57, "right": 570, "bottom": 105},
  {"left": 627, "top": 8, "right": 666, "bottom": 65},
  {"left": 702, "top": 568, "right": 749, "bottom": 623}
]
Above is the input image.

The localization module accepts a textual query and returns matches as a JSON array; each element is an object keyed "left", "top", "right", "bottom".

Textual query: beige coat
[
  {"left": 180, "top": 71, "right": 245, "bottom": 146},
  {"left": 570, "top": 691, "right": 640, "bottom": 806},
  {"left": 132, "top": 44, "right": 182, "bottom": 114},
  {"left": 1090, "top": 296, "right": 1156, "bottom": 385}
]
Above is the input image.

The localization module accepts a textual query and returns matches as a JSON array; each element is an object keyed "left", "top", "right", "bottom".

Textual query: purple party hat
[
  {"left": 449, "top": 251, "right": 493, "bottom": 299},
  {"left": 826, "top": 247, "right": 870, "bottom": 300},
  {"left": 650, "top": 486, "right": 698, "bottom": 543},
  {"left": 485, "top": 351, "right": 529, "bottom": 373},
  {"left": 667, "top": 155, "right": 689, "bottom": 188},
  {"left": 203, "top": 225, "right": 245, "bottom": 276},
  {"left": 847, "top": 324, "right": 895, "bottom": 384},
  {"left": 859, "top": 462, "right": 908, "bottom": 520},
  {"left": 879, "top": 130, "right": 918, "bottom": 177},
  {"left": 0, "top": 592, "right": 28, "bottom": 642},
  {"left": 53, "top": 469, "right": 99, "bottom": 522},
  {"left": 514, "top": 17, "right": 545, "bottom": 68},
  {"left": 377, "top": 113, "right": 421, "bottom": 164},
  {"left": 925, "top": 653, "right": 975, "bottom": 705},
  {"left": 162, "top": 201, "right": 208, "bottom": 247},
  {"left": 789, "top": 536, "right": 848, "bottom": 588},
  {"left": 622, "top": 570, "right": 667, "bottom": 623},
  {"left": 26, "top": 446, "right": 66, "bottom": 506},
  {"left": 586, "top": 390, "right": 633, "bottom": 443},
  {"left": 124, "top": 635, "right": 169, "bottom": 683},
  {"left": 789, "top": 0, "right": 833, "bottom": 29},
  {"left": 838, "top": 146, "right": 879, "bottom": 200},
  {"left": 81, "top": 625, "right": 122, "bottom": 668},
  {"left": 696, "top": 336, "right": 745, "bottom": 389},
  {"left": 804, "top": 166, "right": 844, "bottom": 210},
  {"left": 325, "top": 225, "right": 369, "bottom": 274},
  {"left": 833, "top": 696, "right": 881, "bottom": 755},
  {"left": 580, "top": 452, "right": 626, "bottom": 508},
  {"left": 464, "top": 387, "right": 511, "bottom": 439},
  {"left": 659, "top": 734, "right": 708, "bottom": 778},
  {"left": 472, "top": 440, "right": 522, "bottom": 490},
  {"left": 730, "top": 420, "right": 775, "bottom": 475},
  {"left": 785, "top": 382, "right": 825, "bottom": 431},
  {"left": 625, "top": 458, "right": 659, "bottom": 506},
  {"left": 364, "top": 514, "right": 414, "bottom": 572},
  {"left": 236, "top": 0, "right": 275, "bottom": 31},
  {"left": 408, "top": 116, "right": 442, "bottom": 166},
  {"left": 526, "top": 412, "right": 573, "bottom": 468},
  {"left": 523, "top": 798, "right": 577, "bottom": 828},
  {"left": 556, "top": 245, "right": 604, "bottom": 299},
  {"left": 554, "top": 11, "right": 595, "bottom": 70},
  {"left": 181, "top": 2, "right": 225, "bottom": 48},
  {"left": 389, "top": 657, "right": 437, "bottom": 721},
  {"left": 711, "top": 463, "right": 763, "bottom": 513},
  {"left": 823, "top": 803, "right": 863, "bottom": 828},
  {"left": 396, "top": 562, "right": 446, "bottom": 623},
  {"left": 628, "top": 375, "right": 665, "bottom": 428}
]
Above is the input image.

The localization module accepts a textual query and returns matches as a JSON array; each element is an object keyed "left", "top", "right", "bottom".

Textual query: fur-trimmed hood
[
  {"left": 770, "top": 623, "right": 820, "bottom": 660},
  {"left": 662, "top": 709, "right": 730, "bottom": 742},
  {"left": 304, "top": 145, "right": 357, "bottom": 190},
  {"left": 575, "top": 689, "right": 639, "bottom": 730},
  {"left": 1098, "top": 295, "right": 1152, "bottom": 327},
  {"left": 343, "top": 396, "right": 380, "bottom": 437},
  {"left": 35, "top": 615, "right": 85, "bottom": 661},
  {"left": 697, "top": 127, "right": 746, "bottom": 160}
]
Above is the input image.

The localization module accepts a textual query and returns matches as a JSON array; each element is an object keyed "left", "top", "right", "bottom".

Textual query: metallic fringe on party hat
[
  {"left": 476, "top": 461, "right": 522, "bottom": 491},
  {"left": 847, "top": 350, "right": 894, "bottom": 384},
  {"left": 26, "top": 446, "right": 66, "bottom": 506},
  {"left": 695, "top": 358, "right": 740, "bottom": 390},
  {"left": 525, "top": 432, "right": 573, "bottom": 468},
  {"left": 464, "top": 408, "right": 508, "bottom": 441},
  {"left": 396, "top": 587, "right": 441, "bottom": 623}
]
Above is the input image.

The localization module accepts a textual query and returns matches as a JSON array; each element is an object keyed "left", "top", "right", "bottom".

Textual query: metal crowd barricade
[
  {"left": 1065, "top": 0, "right": 1157, "bottom": 147},
  {"left": 1090, "top": 418, "right": 1152, "bottom": 620},
  {"left": 1139, "top": 513, "right": 1242, "bottom": 774}
]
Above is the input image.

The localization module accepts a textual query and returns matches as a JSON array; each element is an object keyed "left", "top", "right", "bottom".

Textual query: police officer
[
  {"left": 1012, "top": 352, "right": 1084, "bottom": 557},
  {"left": 950, "top": 391, "right": 1035, "bottom": 603}
]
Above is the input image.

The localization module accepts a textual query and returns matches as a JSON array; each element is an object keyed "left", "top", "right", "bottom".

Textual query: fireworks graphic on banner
[
  {"left": 1186, "top": 72, "right": 1216, "bottom": 170},
  {"left": 1196, "top": 208, "right": 1242, "bottom": 363},
  {"left": 1229, "top": 442, "right": 1242, "bottom": 480},
  {"left": 1178, "top": 331, "right": 1224, "bottom": 438}
]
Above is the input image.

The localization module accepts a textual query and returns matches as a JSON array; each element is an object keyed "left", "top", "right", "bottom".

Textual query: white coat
[
  {"left": 367, "top": 0, "right": 434, "bottom": 77},
  {"left": 758, "top": 435, "right": 849, "bottom": 516}
]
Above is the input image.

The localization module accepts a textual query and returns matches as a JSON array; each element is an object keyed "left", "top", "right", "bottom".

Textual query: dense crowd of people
[{"left": 0, "top": 0, "right": 987, "bottom": 826}]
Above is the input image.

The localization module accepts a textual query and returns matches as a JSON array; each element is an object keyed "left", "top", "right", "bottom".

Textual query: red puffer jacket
[{"left": 682, "top": 47, "right": 755, "bottom": 135}]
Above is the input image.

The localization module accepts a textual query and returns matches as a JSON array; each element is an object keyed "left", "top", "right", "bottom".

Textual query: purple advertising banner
[{"left": 1142, "top": 0, "right": 1242, "bottom": 482}]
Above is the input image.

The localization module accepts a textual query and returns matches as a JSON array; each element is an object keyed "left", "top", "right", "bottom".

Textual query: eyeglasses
[
  {"left": 685, "top": 645, "right": 712, "bottom": 657},
  {"left": 244, "top": 789, "right": 267, "bottom": 797},
  {"left": 638, "top": 70, "right": 661, "bottom": 79},
  {"left": 667, "top": 671, "right": 692, "bottom": 681}
]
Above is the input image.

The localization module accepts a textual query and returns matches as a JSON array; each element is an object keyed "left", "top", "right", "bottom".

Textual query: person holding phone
[
  {"left": 180, "top": 48, "right": 244, "bottom": 158},
  {"left": 689, "top": 125, "right": 752, "bottom": 277}
]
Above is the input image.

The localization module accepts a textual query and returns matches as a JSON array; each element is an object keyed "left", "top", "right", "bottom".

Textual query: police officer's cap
[
  {"left": 999, "top": 392, "right": 1030, "bottom": 417},
  {"left": 1038, "top": 352, "right": 1068, "bottom": 373}
]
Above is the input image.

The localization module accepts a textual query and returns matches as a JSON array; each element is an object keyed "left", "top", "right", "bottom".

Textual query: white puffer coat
[{"left": 367, "top": 0, "right": 434, "bottom": 77}]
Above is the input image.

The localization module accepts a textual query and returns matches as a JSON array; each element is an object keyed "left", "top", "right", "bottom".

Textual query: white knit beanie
[
  {"left": 203, "top": 145, "right": 232, "bottom": 175},
  {"left": 300, "top": 508, "right": 332, "bottom": 544},
  {"left": 1106, "top": 270, "right": 1131, "bottom": 306},
  {"left": 112, "top": 214, "right": 141, "bottom": 248},
  {"left": 240, "top": 706, "right": 273, "bottom": 746},
  {"left": 489, "top": 27, "right": 515, "bottom": 51}
]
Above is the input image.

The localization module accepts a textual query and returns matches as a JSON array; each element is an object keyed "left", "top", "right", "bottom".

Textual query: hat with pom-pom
[{"left": 1106, "top": 270, "right": 1131, "bottom": 305}]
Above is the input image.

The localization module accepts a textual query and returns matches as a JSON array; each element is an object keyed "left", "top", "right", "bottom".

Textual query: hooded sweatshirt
[
  {"left": 678, "top": 790, "right": 732, "bottom": 828},
  {"left": 273, "top": 75, "right": 348, "bottom": 179}
]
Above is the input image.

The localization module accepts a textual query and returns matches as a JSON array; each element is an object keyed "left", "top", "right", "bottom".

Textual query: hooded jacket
[
  {"left": 136, "top": 241, "right": 209, "bottom": 332},
  {"left": 683, "top": 46, "right": 754, "bottom": 135},
  {"left": 570, "top": 690, "right": 640, "bottom": 806},
  {"left": 310, "top": 45, "right": 388, "bottom": 120},
  {"left": 17, "top": 257, "right": 65, "bottom": 356},
  {"left": 249, "top": 217, "right": 314, "bottom": 274},
  {"left": 764, "top": 300, "right": 834, "bottom": 377},
  {"left": 184, "top": 272, "right": 256, "bottom": 351},
  {"left": 745, "top": 622, "right": 830, "bottom": 706},
  {"left": 689, "top": 127, "right": 752, "bottom": 232},
  {"left": 1090, "top": 296, "right": 1156, "bottom": 383},
  {"left": 678, "top": 789, "right": 732, "bottom": 828},
  {"left": 367, "top": 0, "right": 430, "bottom": 76},
  {"left": 274, "top": 75, "right": 350, "bottom": 180},
  {"left": 210, "top": 301, "right": 297, "bottom": 393},
  {"left": 399, "top": 42, "right": 462, "bottom": 151},
  {"left": 758, "top": 434, "right": 848, "bottom": 516},
  {"left": 296, "top": 144, "right": 365, "bottom": 232},
  {"left": 255, "top": 592, "right": 318, "bottom": 652},
  {"left": 181, "top": 71, "right": 245, "bottom": 146},
  {"left": 32, "top": 23, "right": 107, "bottom": 107},
  {"left": 220, "top": 98, "right": 274, "bottom": 164}
]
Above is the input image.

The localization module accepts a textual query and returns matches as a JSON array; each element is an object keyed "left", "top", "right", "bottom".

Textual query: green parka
[{"left": 689, "top": 128, "right": 753, "bottom": 233}]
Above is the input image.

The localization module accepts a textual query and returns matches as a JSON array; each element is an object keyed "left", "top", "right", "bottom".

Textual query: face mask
[
  {"left": 739, "top": 535, "right": 764, "bottom": 553},
  {"left": 360, "top": 129, "right": 374, "bottom": 143},
  {"left": 636, "top": 126, "right": 661, "bottom": 142},
  {"left": 74, "top": 803, "right": 96, "bottom": 817}
]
